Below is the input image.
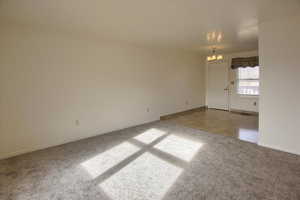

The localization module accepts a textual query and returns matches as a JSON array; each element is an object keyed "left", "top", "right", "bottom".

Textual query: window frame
[{"left": 236, "top": 66, "right": 260, "bottom": 96}]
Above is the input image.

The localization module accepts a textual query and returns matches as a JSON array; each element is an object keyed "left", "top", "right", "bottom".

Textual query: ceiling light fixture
[{"left": 207, "top": 48, "right": 223, "bottom": 62}]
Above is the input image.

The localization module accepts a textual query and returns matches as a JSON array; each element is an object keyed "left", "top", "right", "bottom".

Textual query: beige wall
[
  {"left": 0, "top": 25, "right": 205, "bottom": 159},
  {"left": 259, "top": 15, "right": 300, "bottom": 155}
]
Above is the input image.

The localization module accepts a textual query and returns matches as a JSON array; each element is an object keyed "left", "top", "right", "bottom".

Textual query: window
[{"left": 237, "top": 66, "right": 259, "bottom": 95}]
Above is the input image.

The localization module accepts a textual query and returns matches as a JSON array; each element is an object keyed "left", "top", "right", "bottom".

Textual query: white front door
[{"left": 207, "top": 62, "right": 229, "bottom": 110}]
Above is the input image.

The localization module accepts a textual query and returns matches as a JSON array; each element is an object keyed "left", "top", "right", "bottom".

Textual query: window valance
[{"left": 231, "top": 56, "right": 259, "bottom": 69}]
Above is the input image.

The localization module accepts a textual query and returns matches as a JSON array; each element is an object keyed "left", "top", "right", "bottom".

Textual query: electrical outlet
[
  {"left": 75, "top": 120, "right": 80, "bottom": 126},
  {"left": 147, "top": 108, "right": 150, "bottom": 112},
  {"left": 253, "top": 102, "right": 257, "bottom": 106}
]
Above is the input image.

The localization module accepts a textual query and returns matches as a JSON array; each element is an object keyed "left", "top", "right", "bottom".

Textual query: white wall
[
  {"left": 259, "top": 15, "right": 300, "bottom": 155},
  {"left": 205, "top": 50, "right": 259, "bottom": 112},
  {"left": 0, "top": 25, "right": 205, "bottom": 159}
]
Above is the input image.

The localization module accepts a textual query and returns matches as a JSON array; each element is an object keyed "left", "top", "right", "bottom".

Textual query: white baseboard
[
  {"left": 258, "top": 142, "right": 300, "bottom": 156},
  {"left": 0, "top": 117, "right": 159, "bottom": 160}
]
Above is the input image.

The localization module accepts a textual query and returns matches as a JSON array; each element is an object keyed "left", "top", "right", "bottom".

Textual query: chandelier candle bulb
[{"left": 207, "top": 48, "right": 223, "bottom": 62}]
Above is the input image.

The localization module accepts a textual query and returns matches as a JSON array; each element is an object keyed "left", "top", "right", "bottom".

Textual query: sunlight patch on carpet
[
  {"left": 80, "top": 142, "right": 140, "bottom": 178},
  {"left": 133, "top": 128, "right": 166, "bottom": 144},
  {"left": 154, "top": 135, "right": 203, "bottom": 162},
  {"left": 100, "top": 152, "right": 182, "bottom": 200}
]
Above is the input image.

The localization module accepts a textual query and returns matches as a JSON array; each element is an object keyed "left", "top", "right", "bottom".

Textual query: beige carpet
[{"left": 0, "top": 121, "right": 299, "bottom": 200}]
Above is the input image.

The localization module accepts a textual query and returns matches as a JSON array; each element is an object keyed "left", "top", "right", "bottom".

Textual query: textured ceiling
[{"left": 0, "top": 0, "right": 299, "bottom": 53}]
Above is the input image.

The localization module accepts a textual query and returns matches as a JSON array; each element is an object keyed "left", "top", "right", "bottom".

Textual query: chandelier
[{"left": 207, "top": 48, "right": 223, "bottom": 62}]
